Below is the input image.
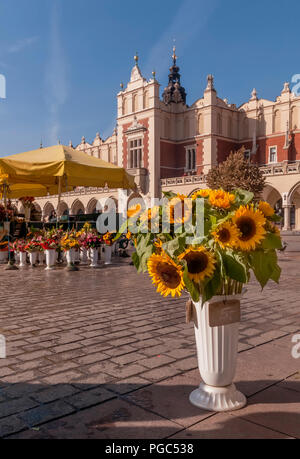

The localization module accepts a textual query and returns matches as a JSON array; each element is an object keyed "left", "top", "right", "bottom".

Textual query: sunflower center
[
  {"left": 236, "top": 217, "right": 256, "bottom": 240},
  {"left": 218, "top": 228, "right": 231, "bottom": 243},
  {"left": 185, "top": 252, "right": 208, "bottom": 274},
  {"left": 157, "top": 262, "right": 181, "bottom": 288}
]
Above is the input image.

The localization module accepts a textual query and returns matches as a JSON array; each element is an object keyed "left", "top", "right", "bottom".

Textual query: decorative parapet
[
  {"left": 161, "top": 175, "right": 206, "bottom": 187},
  {"left": 35, "top": 186, "right": 115, "bottom": 201},
  {"left": 161, "top": 161, "right": 300, "bottom": 188},
  {"left": 260, "top": 161, "right": 300, "bottom": 176}
]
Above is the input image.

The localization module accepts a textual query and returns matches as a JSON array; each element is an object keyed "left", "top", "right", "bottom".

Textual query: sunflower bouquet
[
  {"left": 122, "top": 189, "right": 282, "bottom": 303},
  {"left": 103, "top": 232, "right": 115, "bottom": 246},
  {"left": 60, "top": 231, "right": 81, "bottom": 251}
]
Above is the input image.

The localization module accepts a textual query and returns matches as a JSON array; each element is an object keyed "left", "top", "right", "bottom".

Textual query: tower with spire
[{"left": 162, "top": 46, "right": 187, "bottom": 105}]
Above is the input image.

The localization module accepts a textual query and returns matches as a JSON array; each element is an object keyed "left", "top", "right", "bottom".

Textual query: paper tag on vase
[{"left": 209, "top": 300, "right": 240, "bottom": 327}]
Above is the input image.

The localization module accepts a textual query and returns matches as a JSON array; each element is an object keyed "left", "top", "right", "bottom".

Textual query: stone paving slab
[
  {"left": 0, "top": 252, "right": 299, "bottom": 438},
  {"left": 170, "top": 412, "right": 292, "bottom": 439}
]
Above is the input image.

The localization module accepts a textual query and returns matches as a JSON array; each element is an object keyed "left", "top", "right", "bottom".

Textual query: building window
[
  {"left": 185, "top": 148, "right": 196, "bottom": 172},
  {"left": 128, "top": 138, "right": 143, "bottom": 168},
  {"left": 269, "top": 146, "right": 277, "bottom": 163},
  {"left": 244, "top": 149, "right": 251, "bottom": 161}
]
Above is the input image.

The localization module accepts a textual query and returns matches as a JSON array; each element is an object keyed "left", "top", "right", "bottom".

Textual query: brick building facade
[{"left": 33, "top": 49, "right": 300, "bottom": 231}]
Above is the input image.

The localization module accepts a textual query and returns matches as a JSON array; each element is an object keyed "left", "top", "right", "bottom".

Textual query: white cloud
[{"left": 6, "top": 36, "right": 38, "bottom": 54}]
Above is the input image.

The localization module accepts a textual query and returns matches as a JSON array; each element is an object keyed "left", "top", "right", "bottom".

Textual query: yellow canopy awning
[
  {"left": 0, "top": 145, "right": 136, "bottom": 191},
  {"left": 0, "top": 183, "right": 73, "bottom": 199}
]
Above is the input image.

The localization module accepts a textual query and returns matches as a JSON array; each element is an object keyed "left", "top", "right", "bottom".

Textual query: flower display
[
  {"left": 11, "top": 239, "right": 27, "bottom": 253},
  {"left": 103, "top": 232, "right": 115, "bottom": 246},
  {"left": 60, "top": 231, "right": 81, "bottom": 251},
  {"left": 19, "top": 196, "right": 35, "bottom": 207},
  {"left": 82, "top": 232, "right": 102, "bottom": 249},
  {"left": 118, "top": 188, "right": 283, "bottom": 302},
  {"left": 24, "top": 239, "right": 41, "bottom": 252}
]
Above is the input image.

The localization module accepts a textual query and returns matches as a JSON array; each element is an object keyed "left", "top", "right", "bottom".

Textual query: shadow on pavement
[{"left": 0, "top": 378, "right": 298, "bottom": 439}]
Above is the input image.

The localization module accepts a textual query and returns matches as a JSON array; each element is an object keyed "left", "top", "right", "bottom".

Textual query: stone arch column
[
  {"left": 43, "top": 202, "right": 55, "bottom": 220},
  {"left": 289, "top": 182, "right": 300, "bottom": 231},
  {"left": 70, "top": 199, "right": 85, "bottom": 216}
]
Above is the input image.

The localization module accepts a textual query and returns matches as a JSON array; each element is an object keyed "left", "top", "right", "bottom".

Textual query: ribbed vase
[
  {"left": 189, "top": 294, "right": 247, "bottom": 412},
  {"left": 45, "top": 250, "right": 56, "bottom": 270},
  {"left": 104, "top": 245, "right": 112, "bottom": 265},
  {"left": 19, "top": 252, "right": 27, "bottom": 267},
  {"left": 89, "top": 248, "right": 98, "bottom": 267},
  {"left": 29, "top": 252, "right": 38, "bottom": 267}
]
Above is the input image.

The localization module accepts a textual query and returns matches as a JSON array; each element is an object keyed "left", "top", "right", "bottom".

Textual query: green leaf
[
  {"left": 234, "top": 188, "right": 254, "bottom": 206},
  {"left": 162, "top": 191, "right": 177, "bottom": 199},
  {"left": 202, "top": 265, "right": 221, "bottom": 304},
  {"left": 183, "top": 263, "right": 200, "bottom": 302},
  {"left": 250, "top": 249, "right": 281, "bottom": 289},
  {"left": 162, "top": 233, "right": 187, "bottom": 257},
  {"left": 261, "top": 232, "right": 283, "bottom": 250},
  {"left": 131, "top": 252, "right": 140, "bottom": 271},
  {"left": 269, "top": 214, "right": 282, "bottom": 223},
  {"left": 270, "top": 263, "right": 281, "bottom": 284},
  {"left": 135, "top": 233, "right": 155, "bottom": 272},
  {"left": 222, "top": 252, "right": 248, "bottom": 283},
  {"left": 113, "top": 220, "right": 128, "bottom": 241},
  {"left": 138, "top": 244, "right": 154, "bottom": 273}
]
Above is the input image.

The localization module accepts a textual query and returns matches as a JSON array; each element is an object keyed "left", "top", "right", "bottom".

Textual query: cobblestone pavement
[{"left": 0, "top": 252, "right": 299, "bottom": 439}]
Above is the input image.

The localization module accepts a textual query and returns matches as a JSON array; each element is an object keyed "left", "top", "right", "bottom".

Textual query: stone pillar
[{"left": 283, "top": 206, "right": 292, "bottom": 231}]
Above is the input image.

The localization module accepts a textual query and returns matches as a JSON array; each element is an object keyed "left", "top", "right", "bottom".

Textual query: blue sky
[{"left": 0, "top": 0, "right": 299, "bottom": 157}]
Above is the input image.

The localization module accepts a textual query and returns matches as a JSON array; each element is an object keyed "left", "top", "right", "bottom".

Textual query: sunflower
[
  {"left": 191, "top": 189, "right": 211, "bottom": 200},
  {"left": 148, "top": 253, "right": 185, "bottom": 297},
  {"left": 140, "top": 206, "right": 160, "bottom": 230},
  {"left": 211, "top": 222, "right": 241, "bottom": 249},
  {"left": 232, "top": 205, "right": 266, "bottom": 251},
  {"left": 127, "top": 203, "right": 143, "bottom": 218},
  {"left": 166, "top": 194, "right": 192, "bottom": 225},
  {"left": 209, "top": 189, "right": 235, "bottom": 209},
  {"left": 178, "top": 246, "right": 216, "bottom": 283},
  {"left": 154, "top": 238, "right": 163, "bottom": 254},
  {"left": 258, "top": 201, "right": 275, "bottom": 217}
]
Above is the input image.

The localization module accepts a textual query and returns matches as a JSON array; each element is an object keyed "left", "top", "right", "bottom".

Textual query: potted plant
[
  {"left": 120, "top": 189, "right": 282, "bottom": 412},
  {"left": 25, "top": 237, "right": 41, "bottom": 267},
  {"left": 11, "top": 239, "right": 27, "bottom": 267},
  {"left": 40, "top": 235, "right": 59, "bottom": 270},
  {"left": 61, "top": 230, "right": 80, "bottom": 271},
  {"left": 82, "top": 232, "right": 102, "bottom": 267},
  {"left": 103, "top": 232, "right": 115, "bottom": 265}
]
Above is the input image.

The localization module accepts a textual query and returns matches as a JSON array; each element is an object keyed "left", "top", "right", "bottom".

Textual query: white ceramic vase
[
  {"left": 104, "top": 245, "right": 112, "bottom": 265},
  {"left": 38, "top": 251, "right": 45, "bottom": 265},
  {"left": 45, "top": 249, "right": 56, "bottom": 270},
  {"left": 80, "top": 248, "right": 88, "bottom": 265},
  {"left": 29, "top": 252, "right": 38, "bottom": 267},
  {"left": 189, "top": 294, "right": 247, "bottom": 412},
  {"left": 89, "top": 247, "right": 98, "bottom": 267},
  {"left": 74, "top": 249, "right": 80, "bottom": 264},
  {"left": 66, "top": 248, "right": 77, "bottom": 264},
  {"left": 19, "top": 252, "right": 27, "bottom": 267}
]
